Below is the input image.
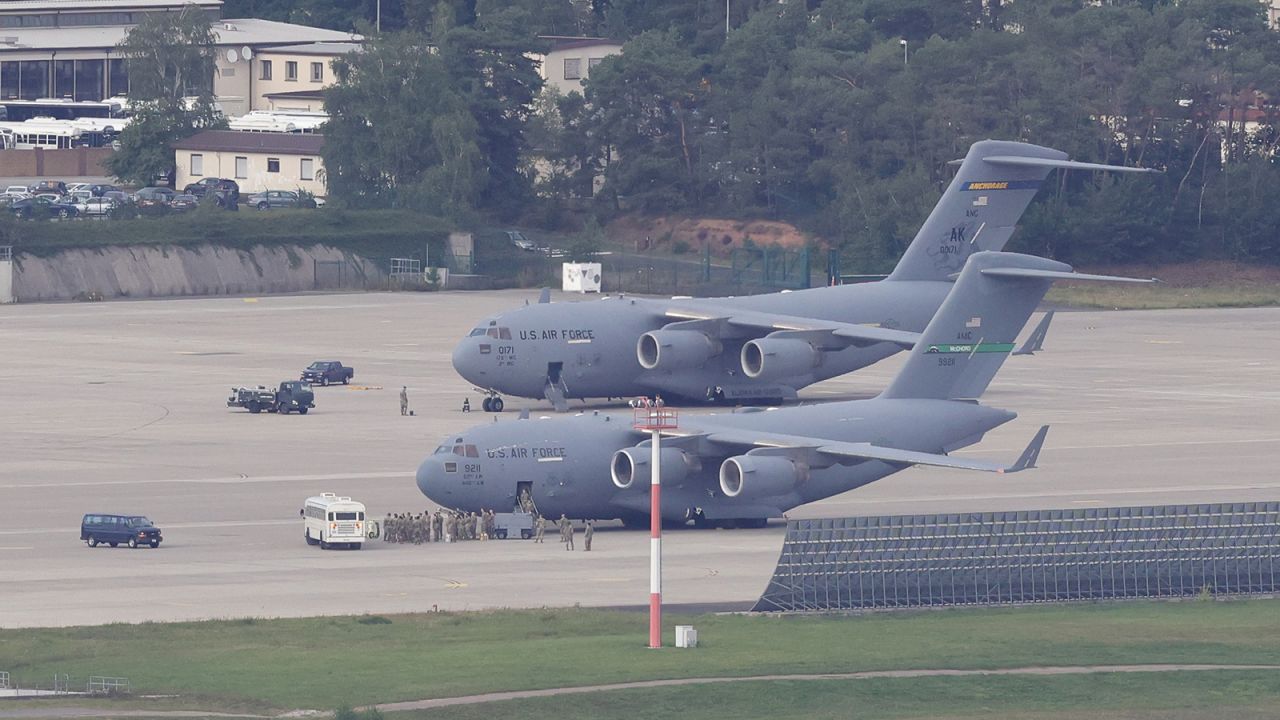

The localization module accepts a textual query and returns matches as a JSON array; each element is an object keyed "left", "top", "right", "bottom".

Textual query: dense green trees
[
  {"left": 314, "top": 0, "right": 1280, "bottom": 266},
  {"left": 106, "top": 5, "right": 225, "bottom": 185}
]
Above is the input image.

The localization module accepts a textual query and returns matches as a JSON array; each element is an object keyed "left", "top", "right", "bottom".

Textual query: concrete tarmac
[{"left": 1, "top": 292, "right": 1277, "bottom": 628}]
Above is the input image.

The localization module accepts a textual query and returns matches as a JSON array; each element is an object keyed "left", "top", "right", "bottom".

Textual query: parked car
[
  {"left": 102, "top": 190, "right": 131, "bottom": 205},
  {"left": 74, "top": 196, "right": 116, "bottom": 217},
  {"left": 134, "top": 186, "right": 176, "bottom": 207},
  {"left": 68, "top": 190, "right": 93, "bottom": 204},
  {"left": 170, "top": 194, "right": 199, "bottom": 212},
  {"left": 10, "top": 195, "right": 79, "bottom": 219},
  {"left": 301, "top": 361, "right": 354, "bottom": 386},
  {"left": 88, "top": 183, "right": 120, "bottom": 197},
  {"left": 183, "top": 177, "right": 239, "bottom": 200},
  {"left": 3, "top": 185, "right": 30, "bottom": 199},
  {"left": 29, "top": 179, "right": 67, "bottom": 195},
  {"left": 247, "top": 189, "right": 311, "bottom": 209},
  {"left": 66, "top": 182, "right": 91, "bottom": 194},
  {"left": 81, "top": 514, "right": 163, "bottom": 549}
]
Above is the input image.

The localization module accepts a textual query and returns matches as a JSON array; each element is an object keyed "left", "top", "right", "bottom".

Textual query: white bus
[{"left": 302, "top": 492, "right": 366, "bottom": 550}]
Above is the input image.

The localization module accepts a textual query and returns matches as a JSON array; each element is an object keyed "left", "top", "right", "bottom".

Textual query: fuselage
[
  {"left": 451, "top": 280, "right": 953, "bottom": 403},
  {"left": 416, "top": 399, "right": 1015, "bottom": 523}
]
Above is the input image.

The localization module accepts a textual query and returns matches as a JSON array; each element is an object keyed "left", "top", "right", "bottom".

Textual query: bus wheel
[
  {"left": 305, "top": 530, "right": 319, "bottom": 546},
  {"left": 320, "top": 537, "right": 329, "bottom": 549},
  {"left": 87, "top": 536, "right": 98, "bottom": 547}
]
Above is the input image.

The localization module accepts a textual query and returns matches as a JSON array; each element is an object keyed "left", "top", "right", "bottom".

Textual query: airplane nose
[
  {"left": 452, "top": 339, "right": 485, "bottom": 385},
  {"left": 415, "top": 457, "right": 451, "bottom": 504}
]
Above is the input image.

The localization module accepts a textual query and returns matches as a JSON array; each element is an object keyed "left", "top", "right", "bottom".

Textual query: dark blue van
[{"left": 81, "top": 514, "right": 163, "bottom": 548}]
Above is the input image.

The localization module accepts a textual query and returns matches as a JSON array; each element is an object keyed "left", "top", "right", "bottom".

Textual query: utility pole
[{"left": 726, "top": 0, "right": 730, "bottom": 34}]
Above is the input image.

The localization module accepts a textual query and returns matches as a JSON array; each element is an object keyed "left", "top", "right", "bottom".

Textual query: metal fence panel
[{"left": 753, "top": 501, "right": 1280, "bottom": 612}]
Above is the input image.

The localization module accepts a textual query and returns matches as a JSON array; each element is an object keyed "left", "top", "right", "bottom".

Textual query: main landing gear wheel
[{"left": 490, "top": 397, "right": 504, "bottom": 412}]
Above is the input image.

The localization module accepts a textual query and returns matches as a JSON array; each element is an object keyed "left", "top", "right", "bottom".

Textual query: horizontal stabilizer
[
  {"left": 981, "top": 267, "right": 1158, "bottom": 284},
  {"left": 981, "top": 155, "right": 1161, "bottom": 174}
]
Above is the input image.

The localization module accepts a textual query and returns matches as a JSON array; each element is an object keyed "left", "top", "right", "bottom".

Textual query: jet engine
[
  {"left": 740, "top": 338, "right": 818, "bottom": 381},
  {"left": 611, "top": 446, "right": 696, "bottom": 489},
  {"left": 719, "top": 455, "right": 806, "bottom": 499},
  {"left": 637, "top": 330, "right": 721, "bottom": 370}
]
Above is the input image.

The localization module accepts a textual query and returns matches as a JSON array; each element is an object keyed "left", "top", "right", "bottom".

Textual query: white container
[
  {"left": 562, "top": 262, "right": 602, "bottom": 293},
  {"left": 675, "top": 625, "right": 698, "bottom": 648}
]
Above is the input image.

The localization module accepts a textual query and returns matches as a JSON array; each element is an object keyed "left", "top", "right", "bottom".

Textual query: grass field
[
  {"left": 1, "top": 600, "right": 1278, "bottom": 716},
  {"left": 397, "top": 671, "right": 1280, "bottom": 720},
  {"left": 1047, "top": 283, "right": 1280, "bottom": 310}
]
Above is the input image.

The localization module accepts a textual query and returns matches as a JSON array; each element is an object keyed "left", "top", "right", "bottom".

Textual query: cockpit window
[
  {"left": 434, "top": 445, "right": 449, "bottom": 455},
  {"left": 499, "top": 328, "right": 511, "bottom": 340},
  {"left": 469, "top": 328, "right": 486, "bottom": 337},
  {"left": 465, "top": 444, "right": 479, "bottom": 457}
]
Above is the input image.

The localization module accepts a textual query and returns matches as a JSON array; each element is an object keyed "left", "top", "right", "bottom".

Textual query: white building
[
  {"left": 535, "top": 36, "right": 622, "bottom": 96},
  {"left": 173, "top": 129, "right": 325, "bottom": 196},
  {"left": 0, "top": 0, "right": 360, "bottom": 118}
]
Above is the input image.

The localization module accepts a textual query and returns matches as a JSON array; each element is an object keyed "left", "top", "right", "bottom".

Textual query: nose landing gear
[{"left": 481, "top": 392, "right": 504, "bottom": 413}]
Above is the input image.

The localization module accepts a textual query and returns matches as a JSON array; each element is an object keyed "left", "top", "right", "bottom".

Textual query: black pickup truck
[
  {"left": 227, "top": 381, "right": 316, "bottom": 414},
  {"left": 301, "top": 361, "right": 354, "bottom": 386}
]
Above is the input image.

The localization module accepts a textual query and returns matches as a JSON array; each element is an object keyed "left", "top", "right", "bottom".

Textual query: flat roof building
[
  {"left": 0, "top": 0, "right": 359, "bottom": 116},
  {"left": 173, "top": 129, "right": 326, "bottom": 196}
]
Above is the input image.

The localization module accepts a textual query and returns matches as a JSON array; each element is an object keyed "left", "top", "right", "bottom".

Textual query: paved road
[{"left": 2, "top": 292, "right": 1278, "bottom": 628}]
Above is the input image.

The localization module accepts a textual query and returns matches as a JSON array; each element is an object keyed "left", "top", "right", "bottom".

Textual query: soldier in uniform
[
  {"left": 584, "top": 520, "right": 594, "bottom": 552},
  {"left": 400, "top": 386, "right": 409, "bottom": 416},
  {"left": 383, "top": 513, "right": 392, "bottom": 542},
  {"left": 565, "top": 519, "right": 576, "bottom": 551},
  {"left": 557, "top": 514, "right": 569, "bottom": 545},
  {"left": 534, "top": 514, "right": 545, "bottom": 543}
]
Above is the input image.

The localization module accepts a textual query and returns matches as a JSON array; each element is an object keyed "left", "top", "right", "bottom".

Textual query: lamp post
[{"left": 900, "top": 38, "right": 908, "bottom": 66}]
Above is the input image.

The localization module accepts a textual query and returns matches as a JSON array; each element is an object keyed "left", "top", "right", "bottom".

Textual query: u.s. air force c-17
[
  {"left": 453, "top": 140, "right": 1157, "bottom": 412},
  {"left": 419, "top": 251, "right": 1155, "bottom": 528}
]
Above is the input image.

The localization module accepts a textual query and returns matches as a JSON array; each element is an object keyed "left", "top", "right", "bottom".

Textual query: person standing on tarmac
[
  {"left": 584, "top": 520, "right": 594, "bottom": 552},
  {"left": 565, "top": 520, "right": 576, "bottom": 551},
  {"left": 400, "top": 386, "right": 409, "bottom": 416},
  {"left": 534, "top": 514, "right": 545, "bottom": 543}
]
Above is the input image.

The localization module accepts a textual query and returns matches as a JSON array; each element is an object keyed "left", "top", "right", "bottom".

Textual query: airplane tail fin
[
  {"left": 886, "top": 140, "right": 1159, "bottom": 283},
  {"left": 879, "top": 251, "right": 1153, "bottom": 401}
]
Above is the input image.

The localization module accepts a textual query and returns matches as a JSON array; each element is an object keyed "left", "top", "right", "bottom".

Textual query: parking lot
[{"left": 2, "top": 291, "right": 1278, "bottom": 628}]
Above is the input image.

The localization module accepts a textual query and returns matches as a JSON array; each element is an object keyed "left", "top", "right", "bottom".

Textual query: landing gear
[{"left": 481, "top": 392, "right": 504, "bottom": 413}]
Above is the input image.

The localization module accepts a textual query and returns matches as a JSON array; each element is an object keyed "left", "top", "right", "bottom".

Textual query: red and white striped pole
[{"left": 649, "top": 422, "right": 662, "bottom": 649}]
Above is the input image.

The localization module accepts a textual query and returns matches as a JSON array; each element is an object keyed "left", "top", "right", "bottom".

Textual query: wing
[
  {"left": 667, "top": 425, "right": 1049, "bottom": 474},
  {"left": 659, "top": 307, "right": 921, "bottom": 351}
]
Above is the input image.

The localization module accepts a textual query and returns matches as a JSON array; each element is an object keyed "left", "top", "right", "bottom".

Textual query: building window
[
  {"left": 260, "top": 60, "right": 272, "bottom": 80},
  {"left": 1, "top": 61, "right": 18, "bottom": 99},
  {"left": 190, "top": 154, "right": 203, "bottom": 176},
  {"left": 234, "top": 156, "right": 248, "bottom": 179},
  {"left": 285, "top": 61, "right": 297, "bottom": 81},
  {"left": 108, "top": 58, "right": 128, "bottom": 97},
  {"left": 310, "top": 62, "right": 323, "bottom": 82},
  {"left": 20, "top": 60, "right": 50, "bottom": 100},
  {"left": 588, "top": 57, "right": 604, "bottom": 70},
  {"left": 74, "top": 59, "right": 104, "bottom": 101},
  {"left": 563, "top": 58, "right": 581, "bottom": 80},
  {"left": 54, "top": 59, "right": 74, "bottom": 99},
  {"left": 267, "top": 157, "right": 280, "bottom": 173},
  {"left": 300, "top": 158, "right": 314, "bottom": 181}
]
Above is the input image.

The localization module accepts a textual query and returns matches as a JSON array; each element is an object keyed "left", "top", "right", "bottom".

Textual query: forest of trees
[{"left": 247, "top": 0, "right": 1280, "bottom": 269}]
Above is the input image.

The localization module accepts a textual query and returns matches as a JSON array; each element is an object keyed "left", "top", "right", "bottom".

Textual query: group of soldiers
[
  {"left": 381, "top": 509, "right": 501, "bottom": 543},
  {"left": 379, "top": 509, "right": 596, "bottom": 551},
  {"left": 540, "top": 514, "right": 595, "bottom": 551}
]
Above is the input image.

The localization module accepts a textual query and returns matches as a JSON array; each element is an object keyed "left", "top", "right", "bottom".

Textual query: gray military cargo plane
[
  {"left": 420, "top": 251, "right": 1154, "bottom": 527},
  {"left": 453, "top": 140, "right": 1156, "bottom": 412}
]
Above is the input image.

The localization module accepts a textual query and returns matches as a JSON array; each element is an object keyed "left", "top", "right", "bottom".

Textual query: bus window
[{"left": 327, "top": 512, "right": 334, "bottom": 521}]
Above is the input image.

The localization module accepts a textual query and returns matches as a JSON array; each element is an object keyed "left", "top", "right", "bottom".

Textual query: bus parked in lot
[{"left": 302, "top": 493, "right": 366, "bottom": 549}]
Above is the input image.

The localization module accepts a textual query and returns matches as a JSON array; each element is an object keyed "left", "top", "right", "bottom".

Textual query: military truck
[{"left": 227, "top": 381, "right": 315, "bottom": 414}]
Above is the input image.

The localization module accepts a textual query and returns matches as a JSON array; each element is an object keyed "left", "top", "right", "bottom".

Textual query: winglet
[
  {"left": 538, "top": 288, "right": 551, "bottom": 304},
  {"left": 1013, "top": 311, "right": 1054, "bottom": 356},
  {"left": 1004, "top": 425, "right": 1049, "bottom": 473}
]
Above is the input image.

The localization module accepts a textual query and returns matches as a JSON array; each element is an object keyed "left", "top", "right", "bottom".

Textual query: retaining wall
[{"left": 12, "top": 243, "right": 387, "bottom": 302}]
